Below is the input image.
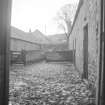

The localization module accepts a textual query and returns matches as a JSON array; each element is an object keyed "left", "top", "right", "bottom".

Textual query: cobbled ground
[{"left": 9, "top": 62, "right": 96, "bottom": 105}]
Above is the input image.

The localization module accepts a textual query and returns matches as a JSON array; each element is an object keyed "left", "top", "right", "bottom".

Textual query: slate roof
[
  {"left": 11, "top": 27, "right": 50, "bottom": 44},
  {"left": 31, "top": 29, "right": 50, "bottom": 44},
  {"left": 11, "top": 26, "right": 67, "bottom": 45}
]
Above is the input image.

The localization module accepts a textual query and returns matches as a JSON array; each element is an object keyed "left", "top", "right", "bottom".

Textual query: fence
[
  {"left": 10, "top": 50, "right": 75, "bottom": 65},
  {"left": 10, "top": 51, "right": 25, "bottom": 65},
  {"left": 45, "top": 50, "right": 74, "bottom": 63},
  {"left": 24, "top": 50, "right": 45, "bottom": 64}
]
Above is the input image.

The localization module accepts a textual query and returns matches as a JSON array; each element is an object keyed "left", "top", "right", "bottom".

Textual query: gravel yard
[{"left": 9, "top": 62, "right": 96, "bottom": 105}]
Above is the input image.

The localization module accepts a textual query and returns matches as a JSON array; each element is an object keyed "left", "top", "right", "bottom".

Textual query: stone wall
[{"left": 69, "top": 0, "right": 100, "bottom": 75}]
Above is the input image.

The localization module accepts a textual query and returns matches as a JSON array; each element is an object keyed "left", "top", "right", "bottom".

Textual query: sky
[{"left": 11, "top": 0, "right": 79, "bottom": 35}]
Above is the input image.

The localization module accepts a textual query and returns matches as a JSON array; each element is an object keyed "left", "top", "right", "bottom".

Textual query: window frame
[{"left": 0, "top": 0, "right": 12, "bottom": 105}]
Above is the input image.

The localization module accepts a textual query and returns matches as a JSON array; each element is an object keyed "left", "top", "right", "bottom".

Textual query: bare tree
[{"left": 55, "top": 4, "right": 77, "bottom": 47}]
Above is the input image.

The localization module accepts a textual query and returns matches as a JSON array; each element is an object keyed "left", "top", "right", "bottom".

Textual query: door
[{"left": 83, "top": 24, "right": 88, "bottom": 79}]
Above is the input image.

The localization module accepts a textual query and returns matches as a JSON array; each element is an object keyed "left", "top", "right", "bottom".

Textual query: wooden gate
[{"left": 10, "top": 51, "right": 25, "bottom": 65}]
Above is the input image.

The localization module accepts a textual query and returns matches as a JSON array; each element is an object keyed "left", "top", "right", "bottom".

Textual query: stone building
[
  {"left": 69, "top": 0, "right": 100, "bottom": 78},
  {"left": 10, "top": 27, "right": 50, "bottom": 51},
  {"left": 10, "top": 27, "right": 68, "bottom": 52}
]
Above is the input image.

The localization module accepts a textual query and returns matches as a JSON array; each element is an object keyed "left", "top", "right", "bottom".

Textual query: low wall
[{"left": 45, "top": 50, "right": 74, "bottom": 63}]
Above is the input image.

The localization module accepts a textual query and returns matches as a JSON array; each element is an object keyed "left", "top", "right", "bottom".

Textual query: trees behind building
[{"left": 55, "top": 4, "right": 77, "bottom": 47}]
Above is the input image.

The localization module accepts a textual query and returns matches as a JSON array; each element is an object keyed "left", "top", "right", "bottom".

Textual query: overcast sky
[{"left": 11, "top": 0, "right": 79, "bottom": 35}]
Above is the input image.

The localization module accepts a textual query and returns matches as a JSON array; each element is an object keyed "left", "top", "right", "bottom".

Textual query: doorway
[{"left": 83, "top": 24, "right": 88, "bottom": 79}]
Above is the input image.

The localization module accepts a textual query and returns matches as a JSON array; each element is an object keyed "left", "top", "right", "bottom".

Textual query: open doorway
[{"left": 83, "top": 24, "right": 88, "bottom": 79}]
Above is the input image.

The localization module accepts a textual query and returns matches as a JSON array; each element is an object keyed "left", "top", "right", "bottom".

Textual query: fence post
[
  {"left": 73, "top": 39, "right": 76, "bottom": 66},
  {"left": 22, "top": 50, "right": 26, "bottom": 66},
  {"left": 73, "top": 49, "right": 76, "bottom": 66}
]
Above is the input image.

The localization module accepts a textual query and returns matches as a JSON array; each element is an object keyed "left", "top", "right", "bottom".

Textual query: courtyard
[{"left": 9, "top": 62, "right": 95, "bottom": 105}]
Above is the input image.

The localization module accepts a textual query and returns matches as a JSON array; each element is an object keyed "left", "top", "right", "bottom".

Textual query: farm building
[
  {"left": 10, "top": 27, "right": 50, "bottom": 51},
  {"left": 10, "top": 27, "right": 69, "bottom": 64},
  {"left": 10, "top": 26, "right": 68, "bottom": 52},
  {"left": 69, "top": 0, "right": 100, "bottom": 78}
]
